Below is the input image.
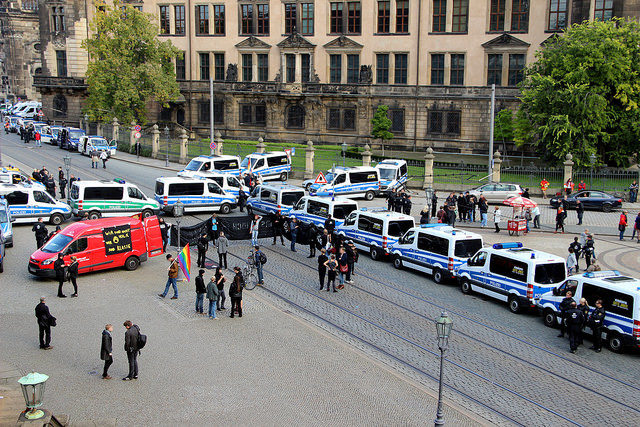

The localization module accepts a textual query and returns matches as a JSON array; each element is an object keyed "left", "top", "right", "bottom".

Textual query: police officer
[
  {"left": 237, "top": 188, "right": 248, "bottom": 212},
  {"left": 588, "top": 299, "right": 606, "bottom": 352},
  {"left": 557, "top": 290, "right": 574, "bottom": 338},
  {"left": 324, "top": 217, "right": 336, "bottom": 235},
  {"left": 566, "top": 301, "right": 584, "bottom": 353},
  {"left": 196, "top": 233, "right": 208, "bottom": 268},
  {"left": 386, "top": 189, "right": 396, "bottom": 211},
  {"left": 307, "top": 224, "right": 318, "bottom": 258},
  {"left": 402, "top": 194, "right": 412, "bottom": 216},
  {"left": 46, "top": 175, "right": 56, "bottom": 198},
  {"left": 272, "top": 212, "right": 285, "bottom": 245},
  {"left": 32, "top": 217, "right": 49, "bottom": 248},
  {"left": 59, "top": 175, "right": 67, "bottom": 199}
]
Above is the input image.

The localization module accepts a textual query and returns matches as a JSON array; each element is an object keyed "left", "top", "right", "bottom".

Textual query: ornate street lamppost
[
  {"left": 424, "top": 187, "right": 434, "bottom": 223},
  {"left": 18, "top": 372, "right": 49, "bottom": 420},
  {"left": 341, "top": 142, "right": 347, "bottom": 167},
  {"left": 174, "top": 199, "right": 184, "bottom": 248},
  {"left": 434, "top": 311, "right": 453, "bottom": 426},
  {"left": 164, "top": 125, "right": 170, "bottom": 167},
  {"left": 63, "top": 154, "right": 71, "bottom": 200}
]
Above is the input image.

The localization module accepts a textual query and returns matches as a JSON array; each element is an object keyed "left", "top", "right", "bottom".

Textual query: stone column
[
  {"left": 304, "top": 139, "right": 315, "bottom": 179},
  {"left": 214, "top": 131, "right": 223, "bottom": 155},
  {"left": 492, "top": 151, "right": 502, "bottom": 183},
  {"left": 129, "top": 121, "right": 137, "bottom": 148},
  {"left": 362, "top": 144, "right": 372, "bottom": 167},
  {"left": 423, "top": 147, "right": 434, "bottom": 189},
  {"left": 179, "top": 129, "right": 189, "bottom": 164},
  {"left": 563, "top": 153, "right": 574, "bottom": 185},
  {"left": 151, "top": 124, "right": 160, "bottom": 159},
  {"left": 96, "top": 122, "right": 103, "bottom": 137},
  {"left": 256, "top": 136, "right": 266, "bottom": 153},
  {"left": 111, "top": 118, "right": 119, "bottom": 142}
]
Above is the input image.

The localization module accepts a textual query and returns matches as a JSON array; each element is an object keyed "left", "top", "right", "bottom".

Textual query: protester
[
  {"left": 100, "top": 324, "right": 114, "bottom": 379},
  {"left": 618, "top": 210, "right": 628, "bottom": 240},
  {"left": 91, "top": 150, "right": 99, "bottom": 169},
  {"left": 576, "top": 200, "right": 584, "bottom": 225},
  {"left": 629, "top": 180, "right": 638, "bottom": 203},
  {"left": 540, "top": 178, "right": 550, "bottom": 199},
  {"left": 250, "top": 214, "right": 261, "bottom": 247},
  {"left": 317, "top": 248, "right": 328, "bottom": 290},
  {"left": 229, "top": 267, "right": 244, "bottom": 318},
  {"left": 588, "top": 300, "right": 605, "bottom": 352},
  {"left": 345, "top": 240, "right": 358, "bottom": 284},
  {"left": 272, "top": 212, "right": 285, "bottom": 245},
  {"left": 54, "top": 254, "right": 66, "bottom": 298},
  {"left": 68, "top": 256, "right": 79, "bottom": 297},
  {"left": 210, "top": 213, "right": 219, "bottom": 245},
  {"left": 289, "top": 217, "right": 299, "bottom": 252},
  {"left": 419, "top": 205, "right": 430, "bottom": 224},
  {"left": 158, "top": 254, "right": 179, "bottom": 299},
  {"left": 478, "top": 197, "right": 488, "bottom": 228},
  {"left": 217, "top": 231, "right": 228, "bottom": 269},
  {"left": 633, "top": 212, "right": 640, "bottom": 243},
  {"left": 566, "top": 248, "right": 578, "bottom": 275},
  {"left": 337, "top": 247, "right": 348, "bottom": 289},
  {"left": 493, "top": 207, "right": 501, "bottom": 233},
  {"left": 569, "top": 237, "right": 582, "bottom": 271},
  {"left": 555, "top": 207, "right": 566, "bottom": 234},
  {"left": 122, "top": 320, "right": 140, "bottom": 380},
  {"left": 195, "top": 269, "right": 206, "bottom": 315},
  {"left": 564, "top": 178, "right": 574, "bottom": 195},
  {"left": 35, "top": 297, "right": 54, "bottom": 350},
  {"left": 324, "top": 254, "right": 338, "bottom": 293},
  {"left": 206, "top": 271, "right": 219, "bottom": 319},
  {"left": 32, "top": 217, "right": 48, "bottom": 248},
  {"left": 214, "top": 266, "right": 226, "bottom": 310},
  {"left": 577, "top": 180, "right": 586, "bottom": 191},
  {"left": 431, "top": 191, "right": 438, "bottom": 218},
  {"left": 197, "top": 233, "right": 208, "bottom": 268}
]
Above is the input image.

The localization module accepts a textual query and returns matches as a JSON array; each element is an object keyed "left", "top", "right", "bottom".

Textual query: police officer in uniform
[
  {"left": 386, "top": 189, "right": 396, "bottom": 211},
  {"left": 32, "top": 218, "right": 49, "bottom": 248},
  {"left": 402, "top": 194, "right": 412, "bottom": 216},
  {"left": 557, "top": 290, "right": 574, "bottom": 338},
  {"left": 324, "top": 217, "right": 336, "bottom": 235},
  {"left": 196, "top": 233, "right": 208, "bottom": 268},
  {"left": 307, "top": 224, "right": 318, "bottom": 258},
  {"left": 566, "top": 301, "right": 584, "bottom": 353},
  {"left": 588, "top": 299, "right": 606, "bottom": 352}
]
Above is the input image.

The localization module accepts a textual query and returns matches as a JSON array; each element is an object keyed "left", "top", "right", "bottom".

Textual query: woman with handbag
[
  {"left": 67, "top": 256, "right": 79, "bottom": 297},
  {"left": 337, "top": 247, "right": 348, "bottom": 289}
]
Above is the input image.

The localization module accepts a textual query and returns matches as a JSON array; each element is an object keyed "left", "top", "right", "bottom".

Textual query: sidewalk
[{"left": 0, "top": 360, "right": 24, "bottom": 425}]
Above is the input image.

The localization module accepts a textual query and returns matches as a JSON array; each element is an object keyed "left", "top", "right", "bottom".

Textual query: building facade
[{"left": 33, "top": 0, "right": 639, "bottom": 153}]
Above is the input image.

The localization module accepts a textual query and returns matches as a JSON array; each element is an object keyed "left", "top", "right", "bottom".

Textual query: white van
[
  {"left": 375, "top": 159, "right": 409, "bottom": 192},
  {"left": 240, "top": 152, "right": 292, "bottom": 181},
  {"left": 190, "top": 172, "right": 249, "bottom": 198},
  {"left": 304, "top": 166, "right": 381, "bottom": 201},
  {"left": 537, "top": 270, "right": 640, "bottom": 353},
  {"left": 388, "top": 225, "right": 483, "bottom": 284},
  {"left": 0, "top": 167, "right": 46, "bottom": 190},
  {"left": 455, "top": 242, "right": 567, "bottom": 314},
  {"left": 15, "top": 103, "right": 41, "bottom": 119},
  {"left": 78, "top": 135, "right": 117, "bottom": 156},
  {"left": 154, "top": 176, "right": 237, "bottom": 215},
  {"left": 0, "top": 183, "right": 72, "bottom": 225},
  {"left": 337, "top": 208, "right": 415, "bottom": 260},
  {"left": 180, "top": 155, "right": 242, "bottom": 177},
  {"left": 246, "top": 183, "right": 305, "bottom": 215},
  {"left": 290, "top": 196, "right": 358, "bottom": 228},
  {"left": 69, "top": 179, "right": 159, "bottom": 219}
]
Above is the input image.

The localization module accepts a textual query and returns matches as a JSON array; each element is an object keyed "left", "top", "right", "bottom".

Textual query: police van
[
  {"left": 537, "top": 270, "right": 640, "bottom": 353},
  {"left": 290, "top": 196, "right": 358, "bottom": 228},
  {"left": 388, "top": 224, "right": 483, "bottom": 284},
  {"left": 180, "top": 155, "right": 242, "bottom": 177},
  {"left": 154, "top": 176, "right": 237, "bottom": 215},
  {"left": 304, "top": 166, "right": 380, "bottom": 201},
  {"left": 375, "top": 159, "right": 409, "bottom": 192},
  {"left": 7, "top": 116, "right": 21, "bottom": 132},
  {"left": 78, "top": 135, "right": 117, "bottom": 156},
  {"left": 69, "top": 179, "right": 159, "bottom": 219},
  {"left": 455, "top": 242, "right": 567, "bottom": 314},
  {"left": 42, "top": 125, "right": 63, "bottom": 145},
  {"left": 0, "top": 167, "right": 46, "bottom": 190},
  {"left": 190, "top": 171, "right": 249, "bottom": 198},
  {"left": 240, "top": 152, "right": 292, "bottom": 181},
  {"left": 0, "top": 199, "right": 13, "bottom": 247},
  {"left": 246, "top": 183, "right": 305, "bottom": 215},
  {"left": 59, "top": 127, "right": 86, "bottom": 150},
  {"left": 0, "top": 183, "right": 72, "bottom": 225},
  {"left": 337, "top": 208, "right": 415, "bottom": 260}
]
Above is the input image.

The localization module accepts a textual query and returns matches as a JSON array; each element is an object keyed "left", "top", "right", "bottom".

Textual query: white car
[{"left": 469, "top": 183, "right": 523, "bottom": 203}]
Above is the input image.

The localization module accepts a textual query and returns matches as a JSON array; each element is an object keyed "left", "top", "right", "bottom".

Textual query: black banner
[{"left": 103, "top": 225, "right": 132, "bottom": 255}]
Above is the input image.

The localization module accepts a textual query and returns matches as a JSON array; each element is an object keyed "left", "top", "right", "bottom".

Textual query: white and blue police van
[
  {"left": 537, "top": 270, "right": 640, "bottom": 353},
  {"left": 0, "top": 199, "right": 13, "bottom": 247},
  {"left": 337, "top": 208, "right": 415, "bottom": 260},
  {"left": 60, "top": 127, "right": 86, "bottom": 150},
  {"left": 304, "top": 166, "right": 381, "bottom": 201},
  {"left": 7, "top": 116, "right": 21, "bottom": 132},
  {"left": 246, "top": 183, "right": 305, "bottom": 215},
  {"left": 32, "top": 122, "right": 50, "bottom": 140},
  {"left": 154, "top": 176, "right": 237, "bottom": 215},
  {"left": 290, "top": 196, "right": 358, "bottom": 228},
  {"left": 0, "top": 183, "right": 72, "bottom": 225},
  {"left": 180, "top": 155, "right": 242, "bottom": 177},
  {"left": 455, "top": 242, "right": 567, "bottom": 314},
  {"left": 375, "top": 159, "right": 408, "bottom": 192},
  {"left": 240, "top": 152, "right": 292, "bottom": 181},
  {"left": 78, "top": 135, "right": 117, "bottom": 156},
  {"left": 0, "top": 167, "right": 46, "bottom": 190},
  {"left": 190, "top": 171, "right": 249, "bottom": 198},
  {"left": 388, "top": 224, "right": 483, "bottom": 284}
]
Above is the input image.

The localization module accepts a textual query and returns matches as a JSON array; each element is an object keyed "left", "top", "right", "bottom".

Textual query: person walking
[
  {"left": 317, "top": 248, "right": 328, "bottom": 290},
  {"left": 629, "top": 180, "right": 638, "bottom": 203},
  {"left": 158, "top": 254, "right": 179, "bottom": 299},
  {"left": 254, "top": 245, "right": 265, "bottom": 286},
  {"left": 290, "top": 217, "right": 299, "bottom": 252},
  {"left": 206, "top": 272, "right": 219, "bottom": 319},
  {"left": 100, "top": 150, "right": 108, "bottom": 169},
  {"left": 197, "top": 233, "right": 208, "bottom": 268},
  {"left": 214, "top": 266, "right": 226, "bottom": 310},
  {"left": 307, "top": 225, "right": 318, "bottom": 258},
  {"left": 68, "top": 256, "right": 79, "bottom": 297},
  {"left": 35, "top": 297, "right": 54, "bottom": 350},
  {"left": 540, "top": 178, "right": 550, "bottom": 199},
  {"left": 217, "top": 231, "right": 228, "bottom": 269},
  {"left": 32, "top": 217, "right": 49, "bottom": 248},
  {"left": 567, "top": 248, "right": 578, "bottom": 275},
  {"left": 633, "top": 212, "right": 640, "bottom": 242},
  {"left": 91, "top": 150, "right": 99, "bottom": 169},
  {"left": 588, "top": 299, "right": 606, "bottom": 352},
  {"left": 324, "top": 254, "right": 338, "bottom": 293},
  {"left": 229, "top": 267, "right": 244, "bottom": 318},
  {"left": 271, "top": 212, "right": 285, "bottom": 245},
  {"left": 100, "top": 324, "right": 114, "bottom": 379},
  {"left": 195, "top": 269, "right": 206, "bottom": 315},
  {"left": 555, "top": 207, "right": 566, "bottom": 234},
  {"left": 618, "top": 211, "right": 628, "bottom": 240},
  {"left": 557, "top": 291, "right": 574, "bottom": 338},
  {"left": 122, "top": 320, "right": 140, "bottom": 380},
  {"left": 54, "top": 254, "right": 66, "bottom": 298},
  {"left": 493, "top": 207, "right": 501, "bottom": 233},
  {"left": 566, "top": 301, "right": 584, "bottom": 354},
  {"left": 576, "top": 200, "right": 584, "bottom": 225},
  {"left": 583, "top": 236, "right": 596, "bottom": 271},
  {"left": 250, "top": 214, "right": 261, "bottom": 247},
  {"left": 478, "top": 197, "right": 488, "bottom": 228}
]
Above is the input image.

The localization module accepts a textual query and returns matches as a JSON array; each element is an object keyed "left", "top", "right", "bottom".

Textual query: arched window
[
  {"left": 286, "top": 104, "right": 305, "bottom": 129},
  {"left": 53, "top": 94, "right": 67, "bottom": 117}
]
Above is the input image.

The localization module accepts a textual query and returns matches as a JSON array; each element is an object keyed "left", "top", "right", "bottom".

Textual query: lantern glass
[
  {"left": 424, "top": 187, "right": 434, "bottom": 201},
  {"left": 435, "top": 311, "right": 453, "bottom": 340},
  {"left": 63, "top": 155, "right": 71, "bottom": 168},
  {"left": 18, "top": 372, "right": 48, "bottom": 419},
  {"left": 341, "top": 142, "right": 347, "bottom": 154},
  {"left": 174, "top": 200, "right": 184, "bottom": 217}
]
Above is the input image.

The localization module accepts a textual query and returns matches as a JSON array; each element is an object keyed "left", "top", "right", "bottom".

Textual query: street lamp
[
  {"left": 174, "top": 199, "right": 184, "bottom": 248},
  {"left": 164, "top": 125, "right": 170, "bottom": 167},
  {"left": 434, "top": 311, "right": 453, "bottom": 427},
  {"left": 83, "top": 113, "right": 89, "bottom": 134},
  {"left": 18, "top": 372, "right": 49, "bottom": 420},
  {"left": 63, "top": 154, "right": 71, "bottom": 200},
  {"left": 424, "top": 187, "right": 434, "bottom": 223},
  {"left": 341, "top": 142, "right": 347, "bottom": 167},
  {"left": 589, "top": 153, "right": 597, "bottom": 190}
]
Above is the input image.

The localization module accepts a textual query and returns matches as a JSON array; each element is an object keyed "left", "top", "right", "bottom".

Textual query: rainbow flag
[{"left": 176, "top": 243, "right": 191, "bottom": 281}]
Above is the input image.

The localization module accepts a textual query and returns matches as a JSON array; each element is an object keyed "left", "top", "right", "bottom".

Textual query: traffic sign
[
  {"left": 134, "top": 131, "right": 142, "bottom": 139},
  {"left": 210, "top": 141, "right": 217, "bottom": 150},
  {"left": 314, "top": 172, "right": 328, "bottom": 185},
  {"left": 134, "top": 125, "right": 142, "bottom": 132},
  {"left": 291, "top": 147, "right": 295, "bottom": 156},
  {"left": 284, "top": 148, "right": 291, "bottom": 157},
  {"left": 37, "top": 110, "right": 43, "bottom": 117}
]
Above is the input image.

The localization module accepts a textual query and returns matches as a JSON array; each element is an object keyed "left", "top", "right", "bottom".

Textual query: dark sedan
[{"left": 550, "top": 191, "right": 622, "bottom": 212}]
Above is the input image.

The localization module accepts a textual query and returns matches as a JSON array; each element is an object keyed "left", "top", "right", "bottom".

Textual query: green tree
[
  {"left": 82, "top": 1, "right": 180, "bottom": 124},
  {"left": 516, "top": 18, "right": 640, "bottom": 167},
  {"left": 494, "top": 109, "right": 514, "bottom": 144},
  {"left": 371, "top": 105, "right": 394, "bottom": 155}
]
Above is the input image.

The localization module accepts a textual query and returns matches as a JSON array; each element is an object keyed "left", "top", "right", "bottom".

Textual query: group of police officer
[
  {"left": 30, "top": 166, "right": 75, "bottom": 199},
  {"left": 558, "top": 291, "right": 606, "bottom": 353},
  {"left": 385, "top": 188, "right": 412, "bottom": 215}
]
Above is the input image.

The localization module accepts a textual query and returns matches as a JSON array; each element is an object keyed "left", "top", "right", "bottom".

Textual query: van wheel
[
  {"left": 141, "top": 209, "right": 154, "bottom": 218},
  {"left": 370, "top": 246, "right": 382, "bottom": 261},
  {"left": 433, "top": 268, "right": 445, "bottom": 284},
  {"left": 460, "top": 278, "right": 472, "bottom": 294},
  {"left": 508, "top": 295, "right": 522, "bottom": 314},
  {"left": 49, "top": 213, "right": 64, "bottom": 225},
  {"left": 88, "top": 211, "right": 101, "bottom": 220},
  {"left": 392, "top": 255, "right": 403, "bottom": 269},
  {"left": 280, "top": 172, "right": 288, "bottom": 182},
  {"left": 365, "top": 191, "right": 375, "bottom": 201},
  {"left": 543, "top": 309, "right": 557, "bottom": 328},
  {"left": 124, "top": 256, "right": 140, "bottom": 271},
  {"left": 607, "top": 332, "right": 624, "bottom": 353},
  {"left": 220, "top": 204, "right": 231, "bottom": 214}
]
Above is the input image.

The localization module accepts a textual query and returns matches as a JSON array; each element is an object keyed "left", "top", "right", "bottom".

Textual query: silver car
[{"left": 469, "top": 183, "right": 523, "bottom": 203}]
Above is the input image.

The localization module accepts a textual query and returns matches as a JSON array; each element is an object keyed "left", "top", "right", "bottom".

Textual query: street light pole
[
  {"left": 164, "top": 125, "right": 170, "bottom": 167},
  {"left": 63, "top": 155, "right": 71, "bottom": 200},
  {"left": 488, "top": 84, "right": 496, "bottom": 182},
  {"left": 424, "top": 187, "right": 434, "bottom": 223},
  {"left": 341, "top": 142, "right": 347, "bottom": 167},
  {"left": 434, "top": 311, "right": 453, "bottom": 427},
  {"left": 590, "top": 154, "right": 596, "bottom": 190}
]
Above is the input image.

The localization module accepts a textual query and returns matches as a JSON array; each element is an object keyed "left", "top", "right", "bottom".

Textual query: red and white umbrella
[{"left": 503, "top": 196, "right": 537, "bottom": 208}]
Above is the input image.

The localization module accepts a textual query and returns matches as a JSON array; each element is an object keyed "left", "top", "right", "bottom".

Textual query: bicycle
[{"left": 241, "top": 251, "right": 259, "bottom": 290}]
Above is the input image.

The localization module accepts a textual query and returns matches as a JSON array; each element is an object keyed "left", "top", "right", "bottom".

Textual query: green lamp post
[{"left": 18, "top": 372, "right": 49, "bottom": 420}]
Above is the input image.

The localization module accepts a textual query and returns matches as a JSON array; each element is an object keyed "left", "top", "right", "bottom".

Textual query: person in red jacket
[
  {"left": 577, "top": 180, "right": 586, "bottom": 191},
  {"left": 34, "top": 131, "right": 41, "bottom": 147},
  {"left": 619, "top": 211, "right": 628, "bottom": 241}
]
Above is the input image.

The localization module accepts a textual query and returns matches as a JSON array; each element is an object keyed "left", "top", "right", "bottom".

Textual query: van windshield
[
  {"left": 281, "top": 191, "right": 304, "bottom": 206},
  {"left": 69, "top": 130, "right": 84, "bottom": 139},
  {"left": 535, "top": 263, "right": 566, "bottom": 285},
  {"left": 184, "top": 160, "right": 203, "bottom": 171},
  {"left": 41, "top": 234, "right": 73, "bottom": 253},
  {"left": 0, "top": 210, "right": 8, "bottom": 222},
  {"left": 333, "top": 204, "right": 358, "bottom": 219},
  {"left": 240, "top": 158, "right": 251, "bottom": 168},
  {"left": 454, "top": 239, "right": 483, "bottom": 258},
  {"left": 388, "top": 220, "right": 415, "bottom": 237},
  {"left": 378, "top": 168, "right": 396, "bottom": 180}
]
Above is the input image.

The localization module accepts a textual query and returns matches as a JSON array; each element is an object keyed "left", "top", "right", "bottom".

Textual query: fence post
[
  {"left": 563, "top": 153, "right": 574, "bottom": 185},
  {"left": 305, "top": 140, "right": 315, "bottom": 179},
  {"left": 423, "top": 147, "right": 434, "bottom": 189},
  {"left": 256, "top": 136, "right": 266, "bottom": 153},
  {"left": 179, "top": 129, "right": 188, "bottom": 163},
  {"left": 96, "top": 122, "right": 103, "bottom": 137},
  {"left": 362, "top": 144, "right": 372, "bottom": 167},
  {"left": 130, "top": 121, "right": 137, "bottom": 148},
  {"left": 492, "top": 151, "right": 502, "bottom": 183},
  {"left": 151, "top": 124, "right": 160, "bottom": 159},
  {"left": 215, "top": 131, "right": 223, "bottom": 155},
  {"left": 112, "top": 118, "right": 119, "bottom": 142}
]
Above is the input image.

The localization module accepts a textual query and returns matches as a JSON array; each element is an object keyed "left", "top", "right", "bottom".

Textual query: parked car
[
  {"left": 549, "top": 190, "right": 622, "bottom": 212},
  {"left": 469, "top": 183, "right": 523, "bottom": 203}
]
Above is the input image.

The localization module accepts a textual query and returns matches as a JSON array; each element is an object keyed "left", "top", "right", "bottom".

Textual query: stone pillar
[
  {"left": 129, "top": 121, "right": 137, "bottom": 147},
  {"left": 563, "top": 153, "right": 574, "bottom": 185},
  {"left": 112, "top": 118, "right": 119, "bottom": 142},
  {"left": 362, "top": 144, "right": 372, "bottom": 167},
  {"left": 179, "top": 129, "right": 189, "bottom": 163},
  {"left": 492, "top": 151, "right": 502, "bottom": 183},
  {"left": 304, "top": 139, "right": 315, "bottom": 179},
  {"left": 423, "top": 147, "right": 434, "bottom": 189},
  {"left": 151, "top": 124, "right": 160, "bottom": 159},
  {"left": 214, "top": 131, "right": 223, "bottom": 155},
  {"left": 96, "top": 122, "right": 103, "bottom": 137},
  {"left": 256, "top": 136, "right": 266, "bottom": 153}
]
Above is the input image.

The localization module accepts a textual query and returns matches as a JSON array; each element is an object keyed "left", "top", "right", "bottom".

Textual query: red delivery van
[{"left": 28, "top": 216, "right": 164, "bottom": 278}]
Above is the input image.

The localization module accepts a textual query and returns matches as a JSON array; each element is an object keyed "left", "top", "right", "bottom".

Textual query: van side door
[
  {"left": 32, "top": 190, "right": 57, "bottom": 217},
  {"left": 63, "top": 236, "right": 91, "bottom": 272}
]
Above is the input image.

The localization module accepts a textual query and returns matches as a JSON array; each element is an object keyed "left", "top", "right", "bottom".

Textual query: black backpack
[
  {"left": 135, "top": 325, "right": 147, "bottom": 349},
  {"left": 259, "top": 251, "right": 267, "bottom": 265}
]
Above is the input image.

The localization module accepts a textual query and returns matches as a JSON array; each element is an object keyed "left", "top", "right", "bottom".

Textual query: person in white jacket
[
  {"left": 567, "top": 248, "right": 578, "bottom": 274},
  {"left": 99, "top": 150, "right": 109, "bottom": 169},
  {"left": 493, "top": 207, "right": 502, "bottom": 233}
]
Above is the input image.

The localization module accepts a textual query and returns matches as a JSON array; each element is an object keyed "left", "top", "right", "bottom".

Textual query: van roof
[
  {"left": 259, "top": 183, "right": 304, "bottom": 192},
  {"left": 61, "top": 217, "right": 143, "bottom": 237},
  {"left": 72, "top": 179, "right": 131, "bottom": 188},
  {"left": 376, "top": 159, "right": 407, "bottom": 167},
  {"left": 303, "top": 195, "right": 358, "bottom": 205},
  {"left": 571, "top": 270, "right": 640, "bottom": 293},
  {"left": 156, "top": 176, "right": 212, "bottom": 183},
  {"left": 356, "top": 208, "right": 414, "bottom": 221},
  {"left": 489, "top": 244, "right": 564, "bottom": 264},
  {"left": 416, "top": 225, "right": 482, "bottom": 239},
  {"left": 246, "top": 151, "right": 287, "bottom": 157},
  {"left": 331, "top": 166, "right": 378, "bottom": 173},
  {"left": 191, "top": 154, "right": 239, "bottom": 161},
  {"left": 87, "top": 135, "right": 107, "bottom": 139}
]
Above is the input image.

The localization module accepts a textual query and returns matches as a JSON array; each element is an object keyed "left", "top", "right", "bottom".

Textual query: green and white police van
[{"left": 69, "top": 178, "right": 160, "bottom": 220}]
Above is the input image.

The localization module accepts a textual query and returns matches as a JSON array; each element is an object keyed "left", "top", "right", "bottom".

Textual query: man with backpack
[
  {"left": 254, "top": 245, "right": 266, "bottom": 286},
  {"left": 123, "top": 320, "right": 145, "bottom": 381}
]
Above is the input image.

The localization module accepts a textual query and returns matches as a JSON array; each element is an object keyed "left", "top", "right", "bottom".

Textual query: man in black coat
[
  {"left": 123, "top": 320, "right": 140, "bottom": 381},
  {"left": 317, "top": 248, "right": 328, "bottom": 290},
  {"left": 158, "top": 218, "right": 169, "bottom": 252},
  {"left": 431, "top": 191, "right": 438, "bottom": 218},
  {"left": 566, "top": 301, "right": 584, "bottom": 353},
  {"left": 197, "top": 233, "right": 208, "bottom": 268},
  {"left": 557, "top": 290, "right": 574, "bottom": 337},
  {"left": 402, "top": 194, "right": 412, "bottom": 216},
  {"left": 54, "top": 253, "right": 66, "bottom": 298},
  {"left": 324, "top": 217, "right": 336, "bottom": 235},
  {"left": 32, "top": 217, "right": 48, "bottom": 248},
  {"left": 272, "top": 212, "right": 284, "bottom": 245},
  {"left": 100, "top": 324, "right": 114, "bottom": 379},
  {"left": 307, "top": 225, "right": 318, "bottom": 258},
  {"left": 588, "top": 299, "right": 606, "bottom": 352},
  {"left": 35, "top": 297, "right": 54, "bottom": 349}
]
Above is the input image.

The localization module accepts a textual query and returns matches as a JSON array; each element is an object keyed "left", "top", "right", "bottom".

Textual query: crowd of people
[
  {"left": 557, "top": 292, "right": 606, "bottom": 354},
  {"left": 566, "top": 230, "right": 599, "bottom": 274}
]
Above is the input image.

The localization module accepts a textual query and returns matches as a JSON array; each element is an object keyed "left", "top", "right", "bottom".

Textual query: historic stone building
[{"left": 32, "top": 0, "right": 640, "bottom": 153}]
